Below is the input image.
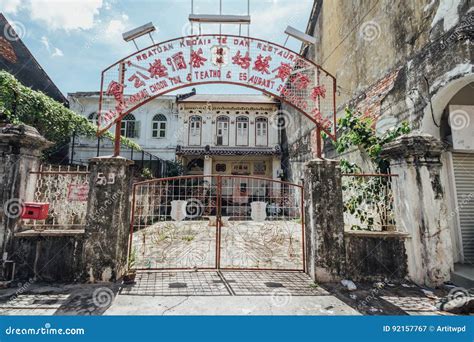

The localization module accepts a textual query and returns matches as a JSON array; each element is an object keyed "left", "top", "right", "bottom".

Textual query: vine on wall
[
  {"left": 0, "top": 71, "right": 141, "bottom": 152},
  {"left": 333, "top": 108, "right": 410, "bottom": 230}
]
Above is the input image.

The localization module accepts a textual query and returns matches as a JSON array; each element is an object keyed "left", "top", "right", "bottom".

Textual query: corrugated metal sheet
[{"left": 453, "top": 153, "right": 474, "bottom": 263}]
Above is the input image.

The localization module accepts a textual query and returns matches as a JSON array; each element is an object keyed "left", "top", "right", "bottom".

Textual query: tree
[{"left": 0, "top": 71, "right": 141, "bottom": 155}]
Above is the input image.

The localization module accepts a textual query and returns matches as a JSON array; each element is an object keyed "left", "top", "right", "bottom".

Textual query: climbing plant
[
  {"left": 334, "top": 108, "right": 410, "bottom": 230},
  {"left": 0, "top": 71, "right": 141, "bottom": 153}
]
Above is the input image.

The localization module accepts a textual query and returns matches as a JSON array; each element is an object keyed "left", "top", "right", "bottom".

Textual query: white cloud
[
  {"left": 29, "top": 0, "right": 103, "bottom": 31},
  {"left": 0, "top": 0, "right": 22, "bottom": 14},
  {"left": 102, "top": 14, "right": 130, "bottom": 44},
  {"left": 40, "top": 35, "right": 63, "bottom": 57},
  {"left": 52, "top": 47, "right": 64, "bottom": 57},
  {"left": 40, "top": 35, "right": 51, "bottom": 50},
  {"left": 252, "top": 1, "right": 309, "bottom": 37}
]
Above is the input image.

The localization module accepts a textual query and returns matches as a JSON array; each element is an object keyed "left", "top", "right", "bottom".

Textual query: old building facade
[
  {"left": 282, "top": 0, "right": 473, "bottom": 286},
  {"left": 176, "top": 94, "right": 283, "bottom": 188},
  {"left": 68, "top": 92, "right": 179, "bottom": 166}
]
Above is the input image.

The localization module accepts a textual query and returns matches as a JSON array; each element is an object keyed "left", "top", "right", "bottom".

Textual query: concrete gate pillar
[
  {"left": 304, "top": 158, "right": 345, "bottom": 282},
  {"left": 83, "top": 156, "right": 134, "bottom": 282},
  {"left": 381, "top": 134, "right": 453, "bottom": 287},
  {"left": 0, "top": 125, "right": 52, "bottom": 258}
]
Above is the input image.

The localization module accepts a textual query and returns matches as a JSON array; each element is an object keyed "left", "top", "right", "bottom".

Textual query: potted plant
[{"left": 123, "top": 248, "right": 137, "bottom": 284}]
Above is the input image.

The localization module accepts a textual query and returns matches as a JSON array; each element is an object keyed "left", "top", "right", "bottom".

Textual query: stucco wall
[
  {"left": 283, "top": 0, "right": 473, "bottom": 170},
  {"left": 68, "top": 94, "right": 178, "bottom": 163}
]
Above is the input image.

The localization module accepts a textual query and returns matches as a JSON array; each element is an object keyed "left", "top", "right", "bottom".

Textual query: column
[
  {"left": 303, "top": 158, "right": 345, "bottom": 282},
  {"left": 381, "top": 134, "right": 453, "bottom": 286},
  {"left": 83, "top": 156, "right": 134, "bottom": 282},
  {"left": 203, "top": 156, "right": 213, "bottom": 176},
  {"left": 0, "top": 125, "right": 52, "bottom": 257}
]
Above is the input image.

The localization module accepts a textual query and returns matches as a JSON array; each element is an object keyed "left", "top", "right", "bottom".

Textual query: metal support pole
[
  {"left": 70, "top": 131, "right": 76, "bottom": 165},
  {"left": 114, "top": 121, "right": 121, "bottom": 157},
  {"left": 97, "top": 136, "right": 100, "bottom": 157},
  {"left": 114, "top": 62, "right": 126, "bottom": 157},
  {"left": 316, "top": 127, "right": 322, "bottom": 158}
]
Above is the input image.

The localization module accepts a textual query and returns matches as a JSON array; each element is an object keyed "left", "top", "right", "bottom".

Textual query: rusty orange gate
[{"left": 128, "top": 175, "right": 305, "bottom": 271}]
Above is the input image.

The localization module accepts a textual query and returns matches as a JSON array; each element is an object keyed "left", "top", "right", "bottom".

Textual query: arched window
[
  {"left": 88, "top": 112, "right": 98, "bottom": 125},
  {"left": 120, "top": 113, "right": 139, "bottom": 138},
  {"left": 188, "top": 115, "right": 202, "bottom": 146},
  {"left": 216, "top": 116, "right": 229, "bottom": 146},
  {"left": 152, "top": 114, "right": 167, "bottom": 138},
  {"left": 236, "top": 116, "right": 249, "bottom": 146},
  {"left": 255, "top": 117, "right": 268, "bottom": 146}
]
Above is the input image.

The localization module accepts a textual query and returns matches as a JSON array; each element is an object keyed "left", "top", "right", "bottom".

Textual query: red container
[{"left": 21, "top": 202, "right": 49, "bottom": 220}]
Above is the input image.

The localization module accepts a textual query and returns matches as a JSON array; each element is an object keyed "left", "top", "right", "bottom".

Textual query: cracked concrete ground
[{"left": 0, "top": 271, "right": 467, "bottom": 315}]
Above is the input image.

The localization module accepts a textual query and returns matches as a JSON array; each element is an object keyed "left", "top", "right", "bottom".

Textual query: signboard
[
  {"left": 99, "top": 34, "right": 336, "bottom": 139},
  {"left": 67, "top": 184, "right": 89, "bottom": 202}
]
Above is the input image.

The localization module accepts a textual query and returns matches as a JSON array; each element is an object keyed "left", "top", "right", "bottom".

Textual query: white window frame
[
  {"left": 188, "top": 115, "right": 202, "bottom": 146},
  {"left": 152, "top": 114, "right": 167, "bottom": 139},
  {"left": 120, "top": 114, "right": 140, "bottom": 138},
  {"left": 236, "top": 116, "right": 249, "bottom": 146},
  {"left": 255, "top": 117, "right": 268, "bottom": 146}
]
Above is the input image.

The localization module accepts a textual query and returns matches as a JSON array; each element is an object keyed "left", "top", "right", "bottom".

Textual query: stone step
[{"left": 451, "top": 264, "right": 474, "bottom": 289}]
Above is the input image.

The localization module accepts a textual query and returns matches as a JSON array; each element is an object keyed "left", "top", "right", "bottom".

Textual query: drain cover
[
  {"left": 169, "top": 282, "right": 187, "bottom": 289},
  {"left": 264, "top": 282, "right": 284, "bottom": 288}
]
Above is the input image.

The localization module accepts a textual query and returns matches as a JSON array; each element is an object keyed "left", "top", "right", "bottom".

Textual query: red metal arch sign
[{"left": 98, "top": 34, "right": 336, "bottom": 140}]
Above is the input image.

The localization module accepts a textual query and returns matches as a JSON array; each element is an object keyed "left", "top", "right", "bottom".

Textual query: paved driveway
[{"left": 107, "top": 271, "right": 359, "bottom": 315}]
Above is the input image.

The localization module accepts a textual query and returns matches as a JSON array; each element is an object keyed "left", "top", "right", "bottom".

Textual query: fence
[
  {"left": 21, "top": 164, "right": 90, "bottom": 231},
  {"left": 70, "top": 135, "right": 170, "bottom": 178},
  {"left": 341, "top": 173, "right": 398, "bottom": 231}
]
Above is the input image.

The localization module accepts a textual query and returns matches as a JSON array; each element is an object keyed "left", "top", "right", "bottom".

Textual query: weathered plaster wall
[
  {"left": 283, "top": 0, "right": 473, "bottom": 168},
  {"left": 13, "top": 236, "right": 84, "bottom": 282},
  {"left": 345, "top": 233, "right": 408, "bottom": 281}
]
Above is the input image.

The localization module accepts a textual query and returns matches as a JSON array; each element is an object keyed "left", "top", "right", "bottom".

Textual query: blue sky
[{"left": 1, "top": 0, "right": 313, "bottom": 96}]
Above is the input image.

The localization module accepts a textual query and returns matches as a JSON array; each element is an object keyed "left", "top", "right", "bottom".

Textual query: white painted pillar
[
  {"left": 272, "top": 157, "right": 281, "bottom": 195},
  {"left": 203, "top": 156, "right": 213, "bottom": 176}
]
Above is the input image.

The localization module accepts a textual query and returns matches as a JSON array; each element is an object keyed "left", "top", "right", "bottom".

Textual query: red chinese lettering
[
  {"left": 310, "top": 85, "right": 326, "bottom": 101},
  {"left": 190, "top": 48, "right": 207, "bottom": 68},
  {"left": 167, "top": 52, "right": 187, "bottom": 71},
  {"left": 148, "top": 59, "right": 168, "bottom": 78},
  {"left": 128, "top": 71, "right": 150, "bottom": 88},
  {"left": 106, "top": 80, "right": 126, "bottom": 113},
  {"left": 232, "top": 50, "right": 251, "bottom": 69},
  {"left": 273, "top": 62, "right": 292, "bottom": 81},
  {"left": 253, "top": 54, "right": 272, "bottom": 74},
  {"left": 311, "top": 108, "right": 331, "bottom": 130},
  {"left": 292, "top": 72, "right": 311, "bottom": 90}
]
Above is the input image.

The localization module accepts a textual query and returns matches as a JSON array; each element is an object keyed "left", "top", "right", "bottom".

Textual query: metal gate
[{"left": 129, "top": 175, "right": 305, "bottom": 271}]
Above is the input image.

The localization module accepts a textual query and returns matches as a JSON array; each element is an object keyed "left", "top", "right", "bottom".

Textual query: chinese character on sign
[
  {"left": 190, "top": 48, "right": 207, "bottom": 68},
  {"left": 128, "top": 71, "right": 150, "bottom": 88},
  {"left": 167, "top": 52, "right": 187, "bottom": 72},
  {"left": 292, "top": 72, "right": 311, "bottom": 90},
  {"left": 253, "top": 54, "right": 272, "bottom": 74},
  {"left": 148, "top": 59, "right": 168, "bottom": 78},
  {"left": 106, "top": 80, "right": 126, "bottom": 113},
  {"left": 311, "top": 108, "right": 331, "bottom": 130},
  {"left": 273, "top": 62, "right": 292, "bottom": 81},
  {"left": 211, "top": 46, "right": 229, "bottom": 67},
  {"left": 310, "top": 85, "right": 326, "bottom": 101},
  {"left": 232, "top": 50, "right": 251, "bottom": 69}
]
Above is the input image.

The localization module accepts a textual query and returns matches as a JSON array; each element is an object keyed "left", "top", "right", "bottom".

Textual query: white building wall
[{"left": 68, "top": 93, "right": 178, "bottom": 164}]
